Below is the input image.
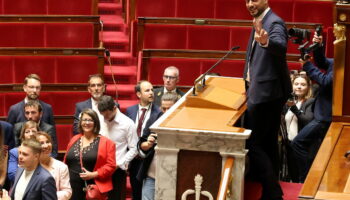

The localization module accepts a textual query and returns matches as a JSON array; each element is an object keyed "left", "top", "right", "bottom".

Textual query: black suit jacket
[
  {"left": 10, "top": 165, "right": 57, "bottom": 200},
  {"left": 13, "top": 121, "right": 58, "bottom": 157},
  {"left": 153, "top": 87, "right": 185, "bottom": 107},
  {"left": 243, "top": 10, "right": 292, "bottom": 105},
  {"left": 0, "top": 120, "right": 15, "bottom": 149},
  {"left": 73, "top": 98, "right": 92, "bottom": 135},
  {"left": 7, "top": 100, "right": 55, "bottom": 126}
]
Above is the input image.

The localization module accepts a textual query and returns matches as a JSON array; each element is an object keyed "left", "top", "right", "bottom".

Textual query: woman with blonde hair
[
  {"left": 37, "top": 131, "right": 72, "bottom": 200},
  {"left": 7, "top": 120, "right": 39, "bottom": 185},
  {"left": 281, "top": 73, "right": 315, "bottom": 182}
]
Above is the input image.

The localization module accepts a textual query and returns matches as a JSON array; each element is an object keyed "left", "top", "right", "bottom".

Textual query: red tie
[{"left": 137, "top": 108, "right": 147, "bottom": 136}]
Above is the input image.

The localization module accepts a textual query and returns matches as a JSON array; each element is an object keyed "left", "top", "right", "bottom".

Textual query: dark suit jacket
[
  {"left": 303, "top": 47, "right": 333, "bottom": 122},
  {"left": 7, "top": 100, "right": 55, "bottom": 126},
  {"left": 125, "top": 104, "right": 162, "bottom": 182},
  {"left": 125, "top": 103, "right": 162, "bottom": 137},
  {"left": 153, "top": 87, "right": 185, "bottom": 107},
  {"left": 73, "top": 98, "right": 92, "bottom": 135},
  {"left": 13, "top": 121, "right": 58, "bottom": 157},
  {"left": 243, "top": 10, "right": 292, "bottom": 105},
  {"left": 10, "top": 165, "right": 57, "bottom": 200},
  {"left": 0, "top": 120, "right": 15, "bottom": 149}
]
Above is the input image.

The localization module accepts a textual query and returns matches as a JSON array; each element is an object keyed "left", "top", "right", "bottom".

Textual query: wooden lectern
[
  {"left": 298, "top": 3, "right": 350, "bottom": 200},
  {"left": 150, "top": 76, "right": 250, "bottom": 200}
]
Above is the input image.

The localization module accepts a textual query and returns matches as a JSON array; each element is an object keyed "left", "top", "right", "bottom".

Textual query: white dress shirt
[
  {"left": 104, "top": 109, "right": 138, "bottom": 170},
  {"left": 91, "top": 98, "right": 109, "bottom": 136}
]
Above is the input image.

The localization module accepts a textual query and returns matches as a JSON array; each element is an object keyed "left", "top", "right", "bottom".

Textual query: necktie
[{"left": 137, "top": 108, "right": 147, "bottom": 136}]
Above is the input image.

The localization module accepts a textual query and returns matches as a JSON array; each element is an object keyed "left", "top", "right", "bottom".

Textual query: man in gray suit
[
  {"left": 13, "top": 101, "right": 57, "bottom": 157},
  {"left": 153, "top": 66, "right": 185, "bottom": 107},
  {"left": 243, "top": 0, "right": 292, "bottom": 199},
  {"left": 10, "top": 139, "right": 57, "bottom": 200},
  {"left": 73, "top": 74, "right": 106, "bottom": 135}
]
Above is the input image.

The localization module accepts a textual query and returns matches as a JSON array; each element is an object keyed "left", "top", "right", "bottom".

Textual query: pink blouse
[{"left": 48, "top": 158, "right": 72, "bottom": 200}]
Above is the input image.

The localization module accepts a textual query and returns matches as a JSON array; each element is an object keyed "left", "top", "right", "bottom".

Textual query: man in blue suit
[
  {"left": 7, "top": 74, "right": 55, "bottom": 127},
  {"left": 125, "top": 80, "right": 162, "bottom": 200},
  {"left": 10, "top": 139, "right": 57, "bottom": 200},
  {"left": 291, "top": 33, "right": 333, "bottom": 182},
  {"left": 243, "top": 0, "right": 292, "bottom": 199},
  {"left": 73, "top": 74, "right": 107, "bottom": 135}
]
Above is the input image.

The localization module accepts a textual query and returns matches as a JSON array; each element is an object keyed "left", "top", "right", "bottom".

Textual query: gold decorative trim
[{"left": 339, "top": 13, "right": 347, "bottom": 22}]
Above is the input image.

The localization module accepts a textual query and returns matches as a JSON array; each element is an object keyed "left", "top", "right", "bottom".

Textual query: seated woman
[
  {"left": 36, "top": 131, "right": 72, "bottom": 200},
  {"left": 7, "top": 120, "right": 39, "bottom": 185},
  {"left": 281, "top": 73, "right": 315, "bottom": 182},
  {"left": 64, "top": 109, "right": 116, "bottom": 199}
]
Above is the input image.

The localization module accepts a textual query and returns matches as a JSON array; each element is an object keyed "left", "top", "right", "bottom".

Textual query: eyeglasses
[
  {"left": 89, "top": 83, "right": 104, "bottom": 88},
  {"left": 82, "top": 119, "right": 94, "bottom": 123},
  {"left": 163, "top": 75, "right": 177, "bottom": 80}
]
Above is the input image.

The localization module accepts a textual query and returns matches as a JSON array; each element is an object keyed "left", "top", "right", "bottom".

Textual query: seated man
[
  {"left": 10, "top": 139, "right": 57, "bottom": 200},
  {"left": 13, "top": 101, "right": 58, "bottom": 158},
  {"left": 153, "top": 66, "right": 184, "bottom": 107},
  {"left": 7, "top": 74, "right": 55, "bottom": 126},
  {"left": 160, "top": 92, "right": 178, "bottom": 113}
]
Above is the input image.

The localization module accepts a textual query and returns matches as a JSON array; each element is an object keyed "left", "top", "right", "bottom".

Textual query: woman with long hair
[
  {"left": 37, "top": 131, "right": 72, "bottom": 200},
  {"left": 64, "top": 109, "right": 116, "bottom": 199},
  {"left": 7, "top": 120, "right": 39, "bottom": 185},
  {"left": 281, "top": 73, "right": 315, "bottom": 182}
]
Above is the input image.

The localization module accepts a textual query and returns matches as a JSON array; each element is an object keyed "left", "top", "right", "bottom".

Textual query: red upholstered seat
[
  {"left": 325, "top": 27, "right": 334, "bottom": 58},
  {"left": 269, "top": 0, "right": 294, "bottom": 22},
  {"left": 230, "top": 27, "right": 252, "bottom": 51},
  {"left": 288, "top": 62, "right": 302, "bottom": 71},
  {"left": 56, "top": 56, "right": 99, "bottom": 83},
  {"left": 293, "top": 0, "right": 334, "bottom": 28},
  {"left": 143, "top": 24, "right": 187, "bottom": 49},
  {"left": 201, "top": 60, "right": 245, "bottom": 78},
  {"left": 47, "top": 0, "right": 94, "bottom": 15},
  {"left": 0, "top": 56, "right": 99, "bottom": 84},
  {"left": 137, "top": 0, "right": 176, "bottom": 17},
  {"left": 0, "top": 23, "right": 95, "bottom": 48},
  {"left": 2, "top": 0, "right": 46, "bottom": 15},
  {"left": 56, "top": 124, "right": 73, "bottom": 151},
  {"left": 0, "top": 94, "right": 6, "bottom": 116},
  {"left": 215, "top": 0, "right": 251, "bottom": 20},
  {"left": 0, "top": 57, "right": 14, "bottom": 84},
  {"left": 0, "top": 23, "right": 44, "bottom": 47},
  {"left": 188, "top": 26, "right": 231, "bottom": 50},
  {"left": 46, "top": 23, "right": 94, "bottom": 48},
  {"left": 176, "top": 0, "right": 215, "bottom": 18}
]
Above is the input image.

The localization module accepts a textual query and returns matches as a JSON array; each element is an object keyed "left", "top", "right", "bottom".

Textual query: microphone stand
[
  {"left": 192, "top": 46, "right": 240, "bottom": 96},
  {"left": 105, "top": 49, "right": 118, "bottom": 99}
]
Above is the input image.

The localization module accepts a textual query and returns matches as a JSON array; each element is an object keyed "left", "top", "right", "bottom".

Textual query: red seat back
[
  {"left": 177, "top": 0, "right": 215, "bottom": 18},
  {"left": 2, "top": 0, "right": 46, "bottom": 14},
  {"left": 47, "top": 0, "right": 94, "bottom": 15},
  {"left": 137, "top": 0, "right": 176, "bottom": 17},
  {"left": 143, "top": 24, "right": 187, "bottom": 49}
]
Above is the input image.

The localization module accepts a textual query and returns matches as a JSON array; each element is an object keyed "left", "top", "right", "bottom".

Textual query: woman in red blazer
[{"left": 64, "top": 108, "right": 116, "bottom": 199}]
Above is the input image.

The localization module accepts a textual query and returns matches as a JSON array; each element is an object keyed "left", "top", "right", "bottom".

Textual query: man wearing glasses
[
  {"left": 153, "top": 66, "right": 184, "bottom": 107},
  {"left": 7, "top": 74, "right": 55, "bottom": 127},
  {"left": 73, "top": 74, "right": 109, "bottom": 135}
]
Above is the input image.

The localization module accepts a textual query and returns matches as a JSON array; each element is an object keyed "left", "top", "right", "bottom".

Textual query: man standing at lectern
[{"left": 243, "top": 0, "right": 292, "bottom": 199}]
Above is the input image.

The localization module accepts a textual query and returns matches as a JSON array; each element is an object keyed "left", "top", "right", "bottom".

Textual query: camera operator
[{"left": 290, "top": 32, "right": 333, "bottom": 182}]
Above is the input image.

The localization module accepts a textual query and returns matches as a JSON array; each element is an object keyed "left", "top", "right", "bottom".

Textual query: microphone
[
  {"left": 105, "top": 49, "right": 118, "bottom": 99},
  {"left": 192, "top": 46, "right": 240, "bottom": 96}
]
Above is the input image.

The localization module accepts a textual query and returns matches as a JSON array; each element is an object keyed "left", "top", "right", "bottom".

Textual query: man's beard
[{"left": 28, "top": 94, "right": 39, "bottom": 100}]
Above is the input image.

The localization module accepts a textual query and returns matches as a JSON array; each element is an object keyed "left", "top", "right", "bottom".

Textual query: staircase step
[
  {"left": 104, "top": 65, "right": 137, "bottom": 84},
  {"left": 106, "top": 84, "right": 137, "bottom": 100},
  {"left": 108, "top": 52, "right": 136, "bottom": 66},
  {"left": 102, "top": 31, "right": 129, "bottom": 52},
  {"left": 98, "top": 3, "right": 122, "bottom": 15},
  {"left": 101, "top": 15, "right": 125, "bottom": 32}
]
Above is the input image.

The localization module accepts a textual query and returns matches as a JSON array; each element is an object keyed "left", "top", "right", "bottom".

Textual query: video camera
[{"left": 288, "top": 25, "right": 322, "bottom": 60}]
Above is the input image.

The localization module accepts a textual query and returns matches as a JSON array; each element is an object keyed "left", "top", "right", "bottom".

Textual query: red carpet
[{"left": 244, "top": 181, "right": 303, "bottom": 200}]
